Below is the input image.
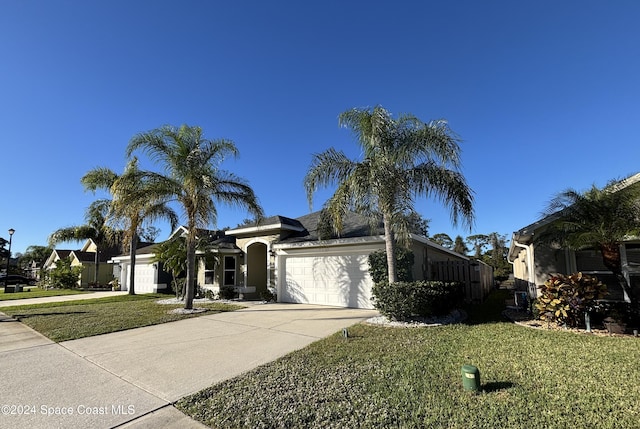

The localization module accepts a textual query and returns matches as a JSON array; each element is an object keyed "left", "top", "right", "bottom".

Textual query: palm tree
[
  {"left": 82, "top": 157, "right": 179, "bottom": 295},
  {"left": 126, "top": 124, "right": 263, "bottom": 309},
  {"left": 536, "top": 177, "right": 640, "bottom": 307},
  {"left": 305, "top": 106, "right": 474, "bottom": 283},
  {"left": 48, "top": 198, "right": 117, "bottom": 286}
]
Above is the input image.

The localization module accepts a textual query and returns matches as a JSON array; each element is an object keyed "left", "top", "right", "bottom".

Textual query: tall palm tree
[
  {"left": 82, "top": 157, "right": 179, "bottom": 295},
  {"left": 536, "top": 177, "right": 640, "bottom": 307},
  {"left": 305, "top": 106, "right": 474, "bottom": 283},
  {"left": 48, "top": 198, "right": 117, "bottom": 285},
  {"left": 126, "top": 124, "right": 263, "bottom": 309}
]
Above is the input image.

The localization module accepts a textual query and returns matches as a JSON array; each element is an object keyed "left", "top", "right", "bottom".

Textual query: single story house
[
  {"left": 508, "top": 174, "right": 640, "bottom": 302},
  {"left": 43, "top": 239, "right": 119, "bottom": 288},
  {"left": 108, "top": 243, "right": 172, "bottom": 294},
  {"left": 110, "top": 211, "right": 493, "bottom": 309}
]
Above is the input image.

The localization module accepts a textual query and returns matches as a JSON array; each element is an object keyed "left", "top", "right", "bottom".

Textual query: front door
[{"left": 246, "top": 242, "right": 267, "bottom": 295}]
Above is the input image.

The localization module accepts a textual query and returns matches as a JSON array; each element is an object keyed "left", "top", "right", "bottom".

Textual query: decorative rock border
[{"left": 365, "top": 309, "right": 467, "bottom": 328}]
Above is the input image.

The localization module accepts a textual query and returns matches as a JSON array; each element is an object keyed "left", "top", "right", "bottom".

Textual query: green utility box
[{"left": 461, "top": 365, "right": 480, "bottom": 392}]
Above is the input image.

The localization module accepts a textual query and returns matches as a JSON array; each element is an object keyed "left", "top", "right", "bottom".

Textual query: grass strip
[
  {"left": 1, "top": 293, "right": 244, "bottom": 342},
  {"left": 0, "top": 288, "right": 88, "bottom": 301}
]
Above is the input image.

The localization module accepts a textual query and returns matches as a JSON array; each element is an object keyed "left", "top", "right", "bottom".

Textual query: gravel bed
[{"left": 365, "top": 309, "right": 466, "bottom": 327}]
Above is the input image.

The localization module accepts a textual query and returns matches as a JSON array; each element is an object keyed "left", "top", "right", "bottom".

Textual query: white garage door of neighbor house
[
  {"left": 281, "top": 252, "right": 374, "bottom": 309},
  {"left": 134, "top": 264, "right": 156, "bottom": 294}
]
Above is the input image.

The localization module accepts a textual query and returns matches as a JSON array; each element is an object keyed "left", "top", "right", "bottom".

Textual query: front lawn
[
  {"left": 0, "top": 294, "right": 244, "bottom": 342},
  {"left": 177, "top": 291, "right": 640, "bottom": 428},
  {"left": 0, "top": 287, "right": 88, "bottom": 301}
]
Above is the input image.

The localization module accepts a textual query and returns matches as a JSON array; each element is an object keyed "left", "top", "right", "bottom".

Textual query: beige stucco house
[
  {"left": 508, "top": 174, "right": 640, "bottom": 302},
  {"left": 108, "top": 211, "right": 492, "bottom": 309}
]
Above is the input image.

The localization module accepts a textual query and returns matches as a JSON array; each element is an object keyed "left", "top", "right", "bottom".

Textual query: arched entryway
[{"left": 246, "top": 242, "right": 268, "bottom": 296}]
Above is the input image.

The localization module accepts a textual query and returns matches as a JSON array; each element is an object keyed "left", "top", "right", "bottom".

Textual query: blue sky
[{"left": 1, "top": 1, "right": 640, "bottom": 255}]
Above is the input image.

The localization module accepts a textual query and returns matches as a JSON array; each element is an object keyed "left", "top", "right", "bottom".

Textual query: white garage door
[{"left": 280, "top": 252, "right": 374, "bottom": 309}]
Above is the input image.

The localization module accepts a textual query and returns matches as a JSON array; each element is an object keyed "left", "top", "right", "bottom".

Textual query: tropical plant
[
  {"left": 82, "top": 157, "right": 179, "bottom": 295},
  {"left": 304, "top": 106, "right": 474, "bottom": 283},
  {"left": 535, "top": 272, "right": 608, "bottom": 327},
  {"left": 535, "top": 176, "right": 640, "bottom": 315},
  {"left": 126, "top": 124, "right": 263, "bottom": 309},
  {"left": 48, "top": 199, "right": 119, "bottom": 285},
  {"left": 153, "top": 233, "right": 220, "bottom": 299}
]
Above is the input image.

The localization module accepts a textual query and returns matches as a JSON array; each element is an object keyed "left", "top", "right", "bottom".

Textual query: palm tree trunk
[
  {"left": 383, "top": 213, "right": 398, "bottom": 284},
  {"left": 94, "top": 250, "right": 99, "bottom": 285},
  {"left": 185, "top": 237, "right": 196, "bottom": 310},
  {"left": 129, "top": 235, "right": 137, "bottom": 295}
]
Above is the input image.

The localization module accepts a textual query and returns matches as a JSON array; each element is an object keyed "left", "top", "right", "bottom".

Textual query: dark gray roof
[
  {"left": 279, "top": 211, "right": 383, "bottom": 243},
  {"left": 235, "top": 215, "right": 303, "bottom": 229}
]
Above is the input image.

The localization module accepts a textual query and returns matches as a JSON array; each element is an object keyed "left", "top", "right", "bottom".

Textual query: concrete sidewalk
[
  {"left": 0, "top": 302, "right": 377, "bottom": 428},
  {"left": 0, "top": 290, "right": 129, "bottom": 308}
]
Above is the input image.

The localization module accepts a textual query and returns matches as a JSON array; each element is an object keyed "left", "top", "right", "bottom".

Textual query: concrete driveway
[{"left": 0, "top": 303, "right": 377, "bottom": 428}]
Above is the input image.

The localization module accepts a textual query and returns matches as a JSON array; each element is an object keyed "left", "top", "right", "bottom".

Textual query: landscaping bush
[
  {"left": 372, "top": 280, "right": 463, "bottom": 321},
  {"left": 368, "top": 248, "right": 414, "bottom": 284},
  {"left": 535, "top": 272, "right": 607, "bottom": 327},
  {"left": 220, "top": 286, "right": 236, "bottom": 300},
  {"left": 48, "top": 258, "right": 82, "bottom": 289},
  {"left": 260, "top": 287, "right": 276, "bottom": 302}
]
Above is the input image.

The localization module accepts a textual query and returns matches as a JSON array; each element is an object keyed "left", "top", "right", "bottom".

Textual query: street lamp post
[{"left": 4, "top": 228, "right": 14, "bottom": 293}]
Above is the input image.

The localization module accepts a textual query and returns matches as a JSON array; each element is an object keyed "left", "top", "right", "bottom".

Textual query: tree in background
[
  {"left": 17, "top": 245, "right": 53, "bottom": 279},
  {"left": 126, "top": 124, "right": 263, "bottom": 309},
  {"left": 305, "top": 106, "right": 474, "bottom": 284},
  {"left": 466, "top": 234, "right": 490, "bottom": 258},
  {"left": 431, "top": 233, "right": 453, "bottom": 249},
  {"left": 404, "top": 211, "right": 430, "bottom": 237},
  {"left": 453, "top": 235, "right": 469, "bottom": 255},
  {"left": 483, "top": 232, "right": 511, "bottom": 281}
]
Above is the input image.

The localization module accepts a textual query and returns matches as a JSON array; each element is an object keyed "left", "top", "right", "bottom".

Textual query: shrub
[
  {"left": 48, "top": 257, "right": 82, "bottom": 289},
  {"left": 372, "top": 281, "right": 463, "bottom": 321},
  {"left": 220, "top": 286, "right": 236, "bottom": 300},
  {"left": 368, "top": 248, "right": 414, "bottom": 284},
  {"left": 260, "top": 287, "right": 276, "bottom": 302},
  {"left": 535, "top": 272, "right": 607, "bottom": 327}
]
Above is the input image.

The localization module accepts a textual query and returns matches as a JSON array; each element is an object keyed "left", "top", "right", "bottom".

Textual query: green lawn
[
  {"left": 0, "top": 294, "right": 244, "bottom": 342},
  {"left": 177, "top": 291, "right": 640, "bottom": 428},
  {"left": 0, "top": 287, "right": 88, "bottom": 301}
]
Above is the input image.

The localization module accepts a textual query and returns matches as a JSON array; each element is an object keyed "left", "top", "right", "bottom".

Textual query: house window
[
  {"left": 575, "top": 249, "right": 608, "bottom": 272},
  {"left": 204, "top": 257, "right": 215, "bottom": 285},
  {"left": 625, "top": 244, "right": 640, "bottom": 266},
  {"left": 223, "top": 256, "right": 236, "bottom": 286}
]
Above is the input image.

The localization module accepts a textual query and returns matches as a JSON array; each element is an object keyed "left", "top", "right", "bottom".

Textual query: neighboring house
[
  {"left": 108, "top": 243, "right": 172, "bottom": 294},
  {"left": 43, "top": 239, "right": 120, "bottom": 288},
  {"left": 508, "top": 176, "right": 640, "bottom": 302},
  {"left": 25, "top": 260, "right": 41, "bottom": 281},
  {"left": 107, "top": 211, "right": 492, "bottom": 309}
]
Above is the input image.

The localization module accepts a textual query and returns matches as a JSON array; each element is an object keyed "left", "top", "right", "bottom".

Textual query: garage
[{"left": 276, "top": 246, "right": 379, "bottom": 309}]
